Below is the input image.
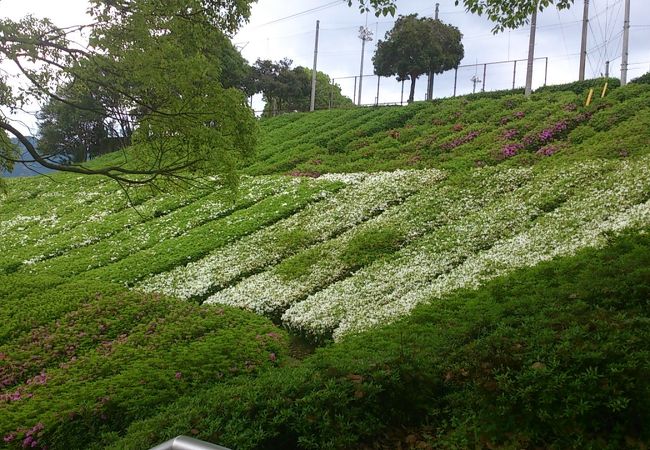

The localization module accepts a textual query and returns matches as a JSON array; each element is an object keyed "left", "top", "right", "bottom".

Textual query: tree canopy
[
  {"left": 247, "top": 59, "right": 353, "bottom": 116},
  {"left": 349, "top": 0, "right": 397, "bottom": 16},
  {"left": 373, "top": 15, "right": 464, "bottom": 103},
  {"left": 455, "top": 0, "right": 575, "bottom": 32},
  {"left": 0, "top": 0, "right": 257, "bottom": 189}
]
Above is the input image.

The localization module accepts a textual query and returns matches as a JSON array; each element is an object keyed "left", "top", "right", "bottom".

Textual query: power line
[{"left": 251, "top": 1, "right": 341, "bottom": 28}]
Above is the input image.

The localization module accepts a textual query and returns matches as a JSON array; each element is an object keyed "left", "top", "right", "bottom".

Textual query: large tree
[
  {"left": 0, "top": 0, "right": 256, "bottom": 189},
  {"left": 299, "top": 67, "right": 354, "bottom": 112},
  {"left": 248, "top": 60, "right": 352, "bottom": 116},
  {"left": 373, "top": 15, "right": 464, "bottom": 103},
  {"left": 37, "top": 81, "right": 117, "bottom": 164},
  {"left": 248, "top": 59, "right": 306, "bottom": 116}
]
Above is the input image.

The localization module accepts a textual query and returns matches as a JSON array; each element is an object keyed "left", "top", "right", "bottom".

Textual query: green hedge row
[
  {"left": 1, "top": 286, "right": 288, "bottom": 450},
  {"left": 107, "top": 230, "right": 650, "bottom": 450}
]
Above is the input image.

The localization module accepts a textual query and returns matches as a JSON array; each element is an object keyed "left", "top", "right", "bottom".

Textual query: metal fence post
[
  {"left": 482, "top": 64, "right": 487, "bottom": 92},
  {"left": 453, "top": 68, "right": 458, "bottom": 97},
  {"left": 375, "top": 75, "right": 380, "bottom": 106},
  {"left": 544, "top": 57, "right": 549, "bottom": 86}
]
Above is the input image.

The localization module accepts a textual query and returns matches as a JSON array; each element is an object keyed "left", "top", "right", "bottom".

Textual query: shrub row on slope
[
  {"left": 248, "top": 84, "right": 650, "bottom": 176},
  {"left": 138, "top": 169, "right": 445, "bottom": 302},
  {"left": 105, "top": 230, "right": 650, "bottom": 450},
  {"left": 0, "top": 282, "right": 288, "bottom": 450},
  {"left": 193, "top": 155, "right": 650, "bottom": 340}
]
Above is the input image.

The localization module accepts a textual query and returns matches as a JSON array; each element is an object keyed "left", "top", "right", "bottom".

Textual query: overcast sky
[{"left": 2, "top": 0, "right": 649, "bottom": 125}]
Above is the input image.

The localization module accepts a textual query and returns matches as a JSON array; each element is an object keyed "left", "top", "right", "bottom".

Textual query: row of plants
[
  {"left": 246, "top": 83, "right": 650, "bottom": 177},
  {"left": 206, "top": 165, "right": 537, "bottom": 318},
  {"left": 138, "top": 169, "right": 445, "bottom": 301},
  {"left": 0, "top": 284, "right": 288, "bottom": 450},
  {"left": 15, "top": 178, "right": 342, "bottom": 283},
  {"left": 1, "top": 81, "right": 649, "bottom": 449},
  {"left": 98, "top": 230, "right": 650, "bottom": 450},
  {"left": 0, "top": 175, "right": 132, "bottom": 253},
  {"left": 0, "top": 179, "right": 343, "bottom": 347},
  {"left": 1, "top": 176, "right": 294, "bottom": 275},
  {"left": 282, "top": 156, "right": 650, "bottom": 339}
]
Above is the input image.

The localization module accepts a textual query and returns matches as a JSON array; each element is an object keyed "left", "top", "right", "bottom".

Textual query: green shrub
[
  {"left": 460, "top": 87, "right": 525, "bottom": 101},
  {"left": 340, "top": 227, "right": 403, "bottom": 270},
  {"left": 631, "top": 72, "right": 650, "bottom": 85},
  {"left": 536, "top": 77, "right": 620, "bottom": 95},
  {"left": 0, "top": 290, "right": 288, "bottom": 450},
  {"left": 110, "top": 230, "right": 650, "bottom": 450}
]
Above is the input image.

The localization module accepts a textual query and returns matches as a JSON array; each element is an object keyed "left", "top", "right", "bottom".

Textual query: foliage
[
  {"left": 631, "top": 72, "right": 650, "bottom": 85},
  {"left": 0, "top": 0, "right": 256, "bottom": 186},
  {"left": 107, "top": 230, "right": 650, "bottom": 450},
  {"left": 373, "top": 14, "right": 464, "bottom": 103},
  {"left": 295, "top": 67, "right": 355, "bottom": 112},
  {"left": 0, "top": 283, "right": 288, "bottom": 450},
  {"left": 0, "top": 131, "right": 17, "bottom": 192},
  {"left": 248, "top": 59, "right": 352, "bottom": 116},
  {"left": 246, "top": 84, "right": 650, "bottom": 176},
  {"left": 37, "top": 80, "right": 121, "bottom": 164},
  {"left": 454, "top": 0, "right": 576, "bottom": 33},
  {"left": 536, "top": 77, "right": 620, "bottom": 95},
  {"left": 350, "top": 0, "right": 397, "bottom": 16},
  {"left": 340, "top": 227, "right": 404, "bottom": 270},
  {"left": 1, "top": 83, "right": 650, "bottom": 449}
]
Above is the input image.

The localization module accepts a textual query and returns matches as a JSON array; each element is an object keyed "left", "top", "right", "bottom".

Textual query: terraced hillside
[{"left": 1, "top": 83, "right": 650, "bottom": 449}]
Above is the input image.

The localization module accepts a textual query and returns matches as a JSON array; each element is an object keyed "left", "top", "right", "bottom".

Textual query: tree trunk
[{"left": 408, "top": 76, "right": 417, "bottom": 103}]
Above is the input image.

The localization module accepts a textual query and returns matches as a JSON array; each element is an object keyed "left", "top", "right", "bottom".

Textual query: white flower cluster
[
  {"left": 205, "top": 167, "right": 534, "bottom": 315},
  {"left": 139, "top": 169, "right": 445, "bottom": 299},
  {"left": 286, "top": 158, "right": 650, "bottom": 340},
  {"left": 200, "top": 158, "right": 650, "bottom": 341}
]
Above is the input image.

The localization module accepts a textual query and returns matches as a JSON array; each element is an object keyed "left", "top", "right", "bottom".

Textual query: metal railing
[{"left": 149, "top": 436, "right": 231, "bottom": 450}]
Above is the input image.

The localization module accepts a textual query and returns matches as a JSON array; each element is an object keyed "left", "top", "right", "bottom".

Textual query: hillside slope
[{"left": 1, "top": 84, "right": 650, "bottom": 449}]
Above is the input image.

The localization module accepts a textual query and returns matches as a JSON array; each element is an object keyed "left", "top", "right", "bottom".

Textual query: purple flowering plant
[{"left": 440, "top": 130, "right": 481, "bottom": 151}]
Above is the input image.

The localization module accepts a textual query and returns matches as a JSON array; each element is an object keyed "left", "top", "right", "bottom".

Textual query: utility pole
[
  {"left": 620, "top": 0, "right": 631, "bottom": 85},
  {"left": 357, "top": 25, "right": 373, "bottom": 105},
  {"left": 579, "top": 0, "right": 589, "bottom": 81},
  {"left": 525, "top": 5, "right": 538, "bottom": 97},
  {"left": 309, "top": 20, "right": 320, "bottom": 112},
  {"left": 471, "top": 75, "right": 481, "bottom": 94},
  {"left": 426, "top": 3, "right": 440, "bottom": 101}
]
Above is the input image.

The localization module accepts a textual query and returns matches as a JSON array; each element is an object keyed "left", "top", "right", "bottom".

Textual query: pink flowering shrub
[{"left": 441, "top": 130, "right": 480, "bottom": 151}]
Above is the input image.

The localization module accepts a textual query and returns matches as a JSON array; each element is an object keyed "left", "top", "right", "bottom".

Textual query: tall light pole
[
  {"left": 309, "top": 20, "right": 320, "bottom": 112},
  {"left": 620, "top": 0, "right": 631, "bottom": 85},
  {"left": 357, "top": 26, "right": 373, "bottom": 105},
  {"left": 579, "top": 0, "right": 589, "bottom": 81},
  {"left": 525, "top": 5, "right": 538, "bottom": 97},
  {"left": 426, "top": 3, "right": 440, "bottom": 101}
]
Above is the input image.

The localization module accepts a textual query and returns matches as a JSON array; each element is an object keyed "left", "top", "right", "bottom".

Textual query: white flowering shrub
[{"left": 139, "top": 169, "right": 445, "bottom": 299}]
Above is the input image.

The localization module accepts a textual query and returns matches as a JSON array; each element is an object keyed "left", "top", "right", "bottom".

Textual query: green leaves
[
  {"left": 1, "top": 0, "right": 257, "bottom": 186},
  {"left": 455, "top": 0, "right": 576, "bottom": 33},
  {"left": 373, "top": 15, "right": 464, "bottom": 102},
  {"left": 349, "top": 0, "right": 397, "bottom": 17}
]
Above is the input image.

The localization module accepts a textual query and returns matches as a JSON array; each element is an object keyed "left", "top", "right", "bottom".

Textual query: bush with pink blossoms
[
  {"left": 501, "top": 143, "right": 524, "bottom": 158},
  {"left": 440, "top": 130, "right": 481, "bottom": 151}
]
